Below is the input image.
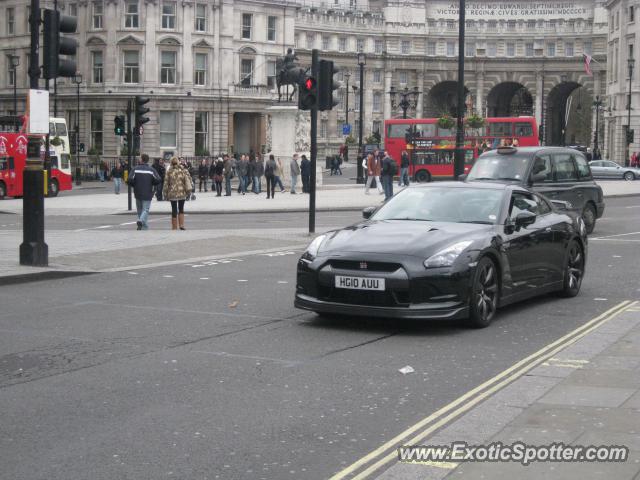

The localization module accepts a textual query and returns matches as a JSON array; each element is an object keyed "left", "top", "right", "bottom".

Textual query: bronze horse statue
[{"left": 276, "top": 58, "right": 308, "bottom": 102}]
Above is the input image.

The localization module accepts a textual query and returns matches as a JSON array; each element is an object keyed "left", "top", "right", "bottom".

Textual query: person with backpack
[
  {"left": 212, "top": 157, "right": 224, "bottom": 196},
  {"left": 381, "top": 151, "right": 397, "bottom": 200},
  {"left": 264, "top": 154, "right": 277, "bottom": 199}
]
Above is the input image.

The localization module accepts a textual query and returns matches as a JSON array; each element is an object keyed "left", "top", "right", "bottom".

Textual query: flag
[{"left": 583, "top": 54, "right": 593, "bottom": 76}]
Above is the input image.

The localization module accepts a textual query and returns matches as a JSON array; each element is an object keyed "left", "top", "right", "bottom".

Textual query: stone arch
[
  {"left": 546, "top": 81, "right": 588, "bottom": 146},
  {"left": 486, "top": 82, "right": 533, "bottom": 117},
  {"left": 425, "top": 81, "right": 470, "bottom": 117}
]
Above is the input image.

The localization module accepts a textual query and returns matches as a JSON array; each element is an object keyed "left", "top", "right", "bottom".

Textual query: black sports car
[{"left": 295, "top": 182, "right": 588, "bottom": 327}]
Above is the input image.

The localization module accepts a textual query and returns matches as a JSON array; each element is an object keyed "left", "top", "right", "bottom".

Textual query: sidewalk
[
  {"left": 0, "top": 180, "right": 637, "bottom": 217},
  {"left": 377, "top": 300, "right": 640, "bottom": 480}
]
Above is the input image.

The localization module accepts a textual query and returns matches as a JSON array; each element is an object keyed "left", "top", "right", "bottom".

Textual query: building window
[
  {"left": 487, "top": 42, "right": 497, "bottom": 57},
  {"left": 267, "top": 60, "right": 276, "bottom": 88},
  {"left": 68, "top": 3, "right": 78, "bottom": 17},
  {"left": 401, "top": 40, "right": 410, "bottom": 54},
  {"left": 322, "top": 36, "right": 330, "bottom": 50},
  {"left": 337, "top": 90, "right": 345, "bottom": 110},
  {"left": 159, "top": 111, "right": 177, "bottom": 148},
  {"left": 338, "top": 37, "right": 346, "bottom": 52},
  {"left": 125, "top": 1, "right": 139, "bottom": 28},
  {"left": 242, "top": 13, "right": 252, "bottom": 39},
  {"left": 375, "top": 39, "right": 383, "bottom": 54},
  {"left": 160, "top": 51, "right": 176, "bottom": 84},
  {"left": 92, "top": 51, "right": 103, "bottom": 83},
  {"left": 336, "top": 119, "right": 343, "bottom": 137},
  {"left": 630, "top": 5, "right": 635, "bottom": 22},
  {"left": 123, "top": 50, "right": 139, "bottom": 84},
  {"left": 356, "top": 38, "right": 364, "bottom": 52},
  {"left": 240, "top": 58, "right": 253, "bottom": 86},
  {"left": 320, "top": 118, "right": 328, "bottom": 138},
  {"left": 373, "top": 92, "right": 381, "bottom": 112},
  {"left": 6, "top": 7, "right": 14, "bottom": 35},
  {"left": 195, "top": 112, "right": 208, "bottom": 155},
  {"left": 446, "top": 41, "right": 455, "bottom": 57},
  {"left": 398, "top": 71, "right": 408, "bottom": 85},
  {"left": 427, "top": 41, "right": 436, "bottom": 56},
  {"left": 446, "top": 19, "right": 455, "bottom": 30},
  {"left": 267, "top": 16, "right": 277, "bottom": 41},
  {"left": 373, "top": 70, "right": 382, "bottom": 83},
  {"left": 488, "top": 20, "right": 497, "bottom": 31},
  {"left": 90, "top": 111, "right": 103, "bottom": 153},
  {"left": 8, "top": 68, "right": 16, "bottom": 87},
  {"left": 195, "top": 4, "right": 207, "bottom": 32},
  {"left": 354, "top": 119, "right": 360, "bottom": 138},
  {"left": 93, "top": 2, "right": 104, "bottom": 29},
  {"left": 547, "top": 42, "right": 556, "bottom": 57},
  {"left": 507, "top": 20, "right": 516, "bottom": 31},
  {"left": 583, "top": 41, "right": 592, "bottom": 55},
  {"left": 465, "top": 42, "right": 476, "bottom": 57},
  {"left": 194, "top": 53, "right": 207, "bottom": 86},
  {"left": 354, "top": 94, "right": 360, "bottom": 112},
  {"left": 506, "top": 43, "right": 515, "bottom": 57},
  {"left": 525, "top": 42, "right": 534, "bottom": 57},
  {"left": 372, "top": 120, "right": 381, "bottom": 136},
  {"left": 26, "top": 6, "right": 30, "bottom": 33},
  {"left": 527, "top": 19, "right": 536, "bottom": 29},
  {"left": 307, "top": 33, "right": 315, "bottom": 49},
  {"left": 565, "top": 42, "right": 574, "bottom": 57},
  {"left": 162, "top": 2, "right": 176, "bottom": 29}
]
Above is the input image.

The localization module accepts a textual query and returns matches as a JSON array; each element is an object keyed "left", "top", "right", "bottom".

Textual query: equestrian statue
[{"left": 276, "top": 48, "right": 308, "bottom": 102}]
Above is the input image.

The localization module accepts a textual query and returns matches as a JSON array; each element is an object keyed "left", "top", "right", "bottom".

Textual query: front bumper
[{"left": 295, "top": 254, "right": 472, "bottom": 320}]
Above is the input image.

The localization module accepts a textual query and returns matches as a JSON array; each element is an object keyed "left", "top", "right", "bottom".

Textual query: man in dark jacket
[
  {"left": 399, "top": 150, "right": 410, "bottom": 187},
  {"left": 111, "top": 162, "right": 124, "bottom": 195},
  {"left": 151, "top": 158, "right": 165, "bottom": 201},
  {"left": 381, "top": 151, "right": 396, "bottom": 201},
  {"left": 128, "top": 154, "right": 161, "bottom": 230},
  {"left": 300, "top": 154, "right": 311, "bottom": 193},
  {"left": 198, "top": 159, "right": 209, "bottom": 192}
]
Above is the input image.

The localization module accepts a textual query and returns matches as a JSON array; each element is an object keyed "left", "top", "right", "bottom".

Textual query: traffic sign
[{"left": 342, "top": 124, "right": 351, "bottom": 135}]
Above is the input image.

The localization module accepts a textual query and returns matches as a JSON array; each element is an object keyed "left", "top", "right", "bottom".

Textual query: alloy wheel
[
  {"left": 566, "top": 242, "right": 584, "bottom": 294},
  {"left": 624, "top": 171, "right": 635, "bottom": 181},
  {"left": 470, "top": 259, "right": 498, "bottom": 327}
]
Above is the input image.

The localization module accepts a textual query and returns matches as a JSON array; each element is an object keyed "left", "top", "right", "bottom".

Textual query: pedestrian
[
  {"left": 255, "top": 153, "right": 264, "bottom": 194},
  {"left": 111, "top": 162, "right": 124, "bottom": 194},
  {"left": 290, "top": 153, "right": 300, "bottom": 194},
  {"left": 248, "top": 156, "right": 257, "bottom": 194},
  {"left": 336, "top": 155, "right": 343, "bottom": 175},
  {"left": 223, "top": 154, "right": 233, "bottom": 196},
  {"left": 399, "top": 150, "right": 410, "bottom": 187},
  {"left": 212, "top": 157, "right": 224, "bottom": 196},
  {"left": 98, "top": 160, "right": 106, "bottom": 182},
  {"left": 128, "top": 153, "right": 160, "bottom": 230},
  {"left": 365, "top": 152, "right": 383, "bottom": 195},
  {"left": 381, "top": 151, "right": 396, "bottom": 200},
  {"left": 265, "top": 154, "right": 277, "bottom": 199},
  {"left": 631, "top": 152, "right": 639, "bottom": 168},
  {"left": 237, "top": 154, "right": 249, "bottom": 195},
  {"left": 163, "top": 157, "right": 192, "bottom": 230},
  {"left": 274, "top": 156, "right": 285, "bottom": 192},
  {"left": 300, "top": 154, "right": 311, "bottom": 193},
  {"left": 198, "top": 158, "right": 209, "bottom": 192},
  {"left": 151, "top": 158, "right": 166, "bottom": 201}
]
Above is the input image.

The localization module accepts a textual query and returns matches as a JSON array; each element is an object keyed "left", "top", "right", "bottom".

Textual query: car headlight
[
  {"left": 424, "top": 241, "right": 473, "bottom": 268},
  {"left": 302, "top": 234, "right": 326, "bottom": 260}
]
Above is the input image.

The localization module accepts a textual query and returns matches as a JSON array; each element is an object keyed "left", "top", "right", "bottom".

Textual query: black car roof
[{"left": 409, "top": 181, "right": 526, "bottom": 192}]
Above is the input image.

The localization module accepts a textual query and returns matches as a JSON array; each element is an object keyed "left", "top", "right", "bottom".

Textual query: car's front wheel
[
  {"left": 582, "top": 203, "right": 596, "bottom": 234},
  {"left": 468, "top": 257, "right": 499, "bottom": 328},
  {"left": 623, "top": 171, "right": 636, "bottom": 181},
  {"left": 559, "top": 240, "right": 584, "bottom": 298}
]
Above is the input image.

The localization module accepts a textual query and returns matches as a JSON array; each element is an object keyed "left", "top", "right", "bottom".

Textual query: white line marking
[
  {"left": 199, "top": 277, "right": 210, "bottom": 280},
  {"left": 278, "top": 281, "right": 288, "bottom": 284},
  {"left": 594, "top": 298, "right": 608, "bottom": 301},
  {"left": 162, "top": 275, "right": 174, "bottom": 278},
  {"left": 127, "top": 272, "right": 138, "bottom": 275},
  {"left": 593, "top": 231, "right": 640, "bottom": 239},
  {"left": 237, "top": 279, "right": 248, "bottom": 282}
]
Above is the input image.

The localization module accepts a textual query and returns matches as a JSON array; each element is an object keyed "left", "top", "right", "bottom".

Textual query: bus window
[
  {"left": 465, "top": 150, "right": 474, "bottom": 164},
  {"left": 437, "top": 126, "right": 456, "bottom": 137},
  {"left": 415, "top": 150, "right": 455, "bottom": 165},
  {"left": 60, "top": 153, "right": 71, "bottom": 170},
  {"left": 415, "top": 123, "right": 437, "bottom": 137},
  {"left": 487, "top": 122, "right": 513, "bottom": 137},
  {"left": 50, "top": 156, "right": 59, "bottom": 169},
  {"left": 55, "top": 122, "right": 68, "bottom": 137},
  {"left": 49, "top": 122, "right": 56, "bottom": 136},
  {"left": 514, "top": 122, "right": 533, "bottom": 137},
  {"left": 387, "top": 124, "right": 410, "bottom": 138},
  {"left": 0, "top": 157, "right": 11, "bottom": 170}
]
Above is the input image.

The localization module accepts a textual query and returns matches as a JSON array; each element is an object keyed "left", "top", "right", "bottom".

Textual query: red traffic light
[{"left": 304, "top": 78, "right": 315, "bottom": 90}]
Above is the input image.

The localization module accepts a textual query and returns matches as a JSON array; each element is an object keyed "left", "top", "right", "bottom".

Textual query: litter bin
[{"left": 325, "top": 156, "right": 332, "bottom": 169}]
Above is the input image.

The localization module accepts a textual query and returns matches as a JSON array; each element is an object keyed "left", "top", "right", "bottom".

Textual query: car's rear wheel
[
  {"left": 468, "top": 257, "right": 499, "bottom": 328},
  {"left": 582, "top": 203, "right": 596, "bottom": 234},
  {"left": 415, "top": 170, "right": 431, "bottom": 183},
  {"left": 559, "top": 240, "right": 584, "bottom": 298},
  {"left": 623, "top": 171, "right": 636, "bottom": 181}
]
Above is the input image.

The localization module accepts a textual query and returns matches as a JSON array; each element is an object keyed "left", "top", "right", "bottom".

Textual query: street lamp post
[
  {"left": 454, "top": 0, "right": 466, "bottom": 180},
  {"left": 344, "top": 72, "right": 351, "bottom": 130},
  {"left": 73, "top": 74, "right": 82, "bottom": 185},
  {"left": 356, "top": 51, "right": 366, "bottom": 184},
  {"left": 9, "top": 55, "right": 20, "bottom": 121},
  {"left": 388, "top": 86, "right": 420, "bottom": 119},
  {"left": 593, "top": 95, "right": 604, "bottom": 159},
  {"left": 626, "top": 58, "right": 635, "bottom": 166},
  {"left": 561, "top": 74, "right": 568, "bottom": 146}
]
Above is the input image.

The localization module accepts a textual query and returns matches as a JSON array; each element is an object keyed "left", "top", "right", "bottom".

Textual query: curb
[
  {"left": 0, "top": 270, "right": 97, "bottom": 286},
  {"left": 112, "top": 206, "right": 369, "bottom": 215}
]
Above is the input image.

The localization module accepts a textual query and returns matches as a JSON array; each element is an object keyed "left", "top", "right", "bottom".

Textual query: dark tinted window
[
  {"left": 488, "top": 122, "right": 513, "bottom": 136},
  {"left": 532, "top": 154, "right": 553, "bottom": 182},
  {"left": 590, "top": 161, "right": 603, "bottom": 167},
  {"left": 514, "top": 122, "right": 534, "bottom": 137},
  {"left": 509, "top": 192, "right": 538, "bottom": 220},
  {"left": 552, "top": 153, "right": 578, "bottom": 181},
  {"left": 574, "top": 154, "right": 592, "bottom": 179},
  {"left": 468, "top": 153, "right": 530, "bottom": 182}
]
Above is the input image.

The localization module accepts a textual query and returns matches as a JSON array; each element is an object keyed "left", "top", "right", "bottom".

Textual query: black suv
[{"left": 465, "top": 146, "right": 605, "bottom": 233}]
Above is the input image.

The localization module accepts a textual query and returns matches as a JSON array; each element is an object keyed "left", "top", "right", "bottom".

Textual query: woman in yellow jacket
[{"left": 162, "top": 157, "right": 193, "bottom": 230}]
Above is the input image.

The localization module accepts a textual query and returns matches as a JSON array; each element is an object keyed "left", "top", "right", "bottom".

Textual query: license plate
[{"left": 335, "top": 275, "right": 385, "bottom": 291}]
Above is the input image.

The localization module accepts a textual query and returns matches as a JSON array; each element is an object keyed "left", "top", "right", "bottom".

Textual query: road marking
[
  {"left": 593, "top": 231, "right": 640, "bottom": 239},
  {"left": 237, "top": 279, "right": 248, "bottom": 282},
  {"left": 542, "top": 358, "right": 589, "bottom": 369},
  {"left": 191, "top": 350, "right": 300, "bottom": 367},
  {"left": 594, "top": 298, "right": 608, "bottom": 301},
  {"left": 329, "top": 301, "right": 635, "bottom": 480},
  {"left": 400, "top": 460, "right": 458, "bottom": 469},
  {"left": 591, "top": 238, "right": 640, "bottom": 243},
  {"left": 199, "top": 277, "right": 210, "bottom": 280},
  {"left": 162, "top": 275, "right": 174, "bottom": 278},
  {"left": 260, "top": 251, "right": 298, "bottom": 257}
]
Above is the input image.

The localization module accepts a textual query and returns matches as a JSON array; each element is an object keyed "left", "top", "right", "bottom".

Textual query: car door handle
[
  {"left": 545, "top": 227, "right": 552, "bottom": 232},
  {"left": 576, "top": 191, "right": 583, "bottom": 196}
]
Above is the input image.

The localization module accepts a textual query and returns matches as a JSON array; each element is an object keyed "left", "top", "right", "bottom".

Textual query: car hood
[{"left": 319, "top": 220, "right": 493, "bottom": 258}]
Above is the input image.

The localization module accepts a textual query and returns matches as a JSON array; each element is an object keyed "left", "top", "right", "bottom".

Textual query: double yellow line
[{"left": 330, "top": 300, "right": 637, "bottom": 480}]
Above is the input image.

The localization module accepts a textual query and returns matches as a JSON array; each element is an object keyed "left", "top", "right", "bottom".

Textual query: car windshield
[
  {"left": 467, "top": 155, "right": 530, "bottom": 182},
  {"left": 371, "top": 187, "right": 503, "bottom": 224}
]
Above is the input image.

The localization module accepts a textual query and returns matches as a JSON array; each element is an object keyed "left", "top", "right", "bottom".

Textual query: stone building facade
[{"left": 0, "top": 0, "right": 615, "bottom": 161}]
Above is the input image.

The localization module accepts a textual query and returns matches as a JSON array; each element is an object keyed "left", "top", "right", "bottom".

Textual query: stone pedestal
[{"left": 266, "top": 105, "right": 322, "bottom": 187}]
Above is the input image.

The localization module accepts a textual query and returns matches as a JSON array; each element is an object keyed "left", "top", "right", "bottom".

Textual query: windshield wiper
[
  {"left": 458, "top": 220, "right": 493, "bottom": 225},
  {"left": 495, "top": 177, "right": 522, "bottom": 181},
  {"left": 385, "top": 217, "right": 431, "bottom": 222},
  {"left": 469, "top": 177, "right": 496, "bottom": 181}
]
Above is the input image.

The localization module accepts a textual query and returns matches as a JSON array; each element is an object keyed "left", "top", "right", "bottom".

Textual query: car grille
[
  {"left": 326, "top": 260, "right": 402, "bottom": 273},
  {"left": 318, "top": 285, "right": 409, "bottom": 308}
]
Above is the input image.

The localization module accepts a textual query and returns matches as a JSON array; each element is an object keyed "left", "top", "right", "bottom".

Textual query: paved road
[{"left": 0, "top": 197, "right": 639, "bottom": 480}]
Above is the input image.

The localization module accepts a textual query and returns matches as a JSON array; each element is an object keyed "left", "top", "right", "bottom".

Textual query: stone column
[
  {"left": 591, "top": 70, "right": 602, "bottom": 151},
  {"left": 212, "top": 4, "right": 221, "bottom": 89},
  {"left": 416, "top": 68, "right": 424, "bottom": 118},
  {"left": 144, "top": 0, "right": 158, "bottom": 87},
  {"left": 182, "top": 2, "right": 194, "bottom": 87},
  {"left": 104, "top": 1, "right": 118, "bottom": 86},
  {"left": 475, "top": 71, "right": 484, "bottom": 115},
  {"left": 535, "top": 70, "right": 544, "bottom": 130}
]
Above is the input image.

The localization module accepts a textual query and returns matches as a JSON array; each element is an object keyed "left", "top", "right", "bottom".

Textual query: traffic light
[
  {"left": 627, "top": 129, "right": 635, "bottom": 144},
  {"left": 134, "top": 96, "right": 150, "bottom": 135},
  {"left": 42, "top": 9, "right": 78, "bottom": 79},
  {"left": 114, "top": 115, "right": 125, "bottom": 136},
  {"left": 298, "top": 76, "right": 318, "bottom": 111},
  {"left": 318, "top": 60, "right": 341, "bottom": 111}
]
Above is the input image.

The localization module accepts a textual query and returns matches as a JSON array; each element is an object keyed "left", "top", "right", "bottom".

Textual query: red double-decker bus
[{"left": 385, "top": 116, "right": 539, "bottom": 182}]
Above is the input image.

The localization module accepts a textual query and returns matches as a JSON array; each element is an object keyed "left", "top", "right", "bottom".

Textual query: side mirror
[
  {"left": 458, "top": 174, "right": 467, "bottom": 181},
  {"left": 515, "top": 211, "right": 537, "bottom": 228},
  {"left": 550, "top": 199, "right": 573, "bottom": 211},
  {"left": 528, "top": 173, "right": 546, "bottom": 186},
  {"left": 362, "top": 206, "right": 377, "bottom": 219}
]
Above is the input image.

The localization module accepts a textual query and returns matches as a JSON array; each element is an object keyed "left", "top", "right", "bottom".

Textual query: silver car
[{"left": 589, "top": 160, "right": 640, "bottom": 181}]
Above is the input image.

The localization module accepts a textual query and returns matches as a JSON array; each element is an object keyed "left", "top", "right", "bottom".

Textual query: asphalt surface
[{"left": 0, "top": 197, "right": 639, "bottom": 480}]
